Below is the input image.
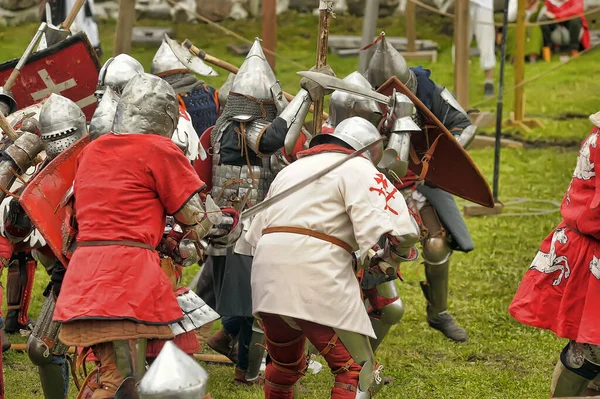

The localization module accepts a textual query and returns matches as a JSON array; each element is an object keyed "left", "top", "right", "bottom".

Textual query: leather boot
[
  {"left": 206, "top": 328, "right": 238, "bottom": 364},
  {"left": 196, "top": 322, "right": 214, "bottom": 347},
  {"left": 90, "top": 343, "right": 125, "bottom": 399},
  {"left": 233, "top": 367, "right": 264, "bottom": 386}
]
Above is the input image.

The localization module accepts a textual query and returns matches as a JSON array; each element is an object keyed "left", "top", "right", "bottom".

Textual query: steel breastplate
[{"left": 181, "top": 85, "right": 218, "bottom": 137}]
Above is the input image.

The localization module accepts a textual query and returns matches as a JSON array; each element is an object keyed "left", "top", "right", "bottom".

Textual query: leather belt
[
  {"left": 77, "top": 240, "right": 156, "bottom": 251},
  {"left": 262, "top": 226, "right": 353, "bottom": 254}
]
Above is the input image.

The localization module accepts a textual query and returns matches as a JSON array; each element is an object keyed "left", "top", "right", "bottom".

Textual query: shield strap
[{"left": 408, "top": 133, "right": 442, "bottom": 182}]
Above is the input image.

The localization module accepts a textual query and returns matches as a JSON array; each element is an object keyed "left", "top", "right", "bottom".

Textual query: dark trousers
[
  {"left": 222, "top": 316, "right": 254, "bottom": 371},
  {"left": 541, "top": 16, "right": 583, "bottom": 51}
]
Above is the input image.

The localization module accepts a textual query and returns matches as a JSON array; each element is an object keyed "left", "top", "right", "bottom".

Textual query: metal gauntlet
[{"left": 174, "top": 194, "right": 219, "bottom": 241}]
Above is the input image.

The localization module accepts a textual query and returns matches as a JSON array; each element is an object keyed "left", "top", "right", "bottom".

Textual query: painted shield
[
  {"left": 377, "top": 77, "right": 494, "bottom": 208},
  {"left": 19, "top": 135, "right": 90, "bottom": 266},
  {"left": 0, "top": 32, "right": 100, "bottom": 121},
  {"left": 194, "top": 126, "right": 213, "bottom": 191}
]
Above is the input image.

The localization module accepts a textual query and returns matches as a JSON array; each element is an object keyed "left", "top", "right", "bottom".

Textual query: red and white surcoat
[{"left": 510, "top": 113, "right": 600, "bottom": 345}]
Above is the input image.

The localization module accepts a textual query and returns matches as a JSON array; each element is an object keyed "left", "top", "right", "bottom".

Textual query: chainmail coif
[{"left": 212, "top": 94, "right": 278, "bottom": 145}]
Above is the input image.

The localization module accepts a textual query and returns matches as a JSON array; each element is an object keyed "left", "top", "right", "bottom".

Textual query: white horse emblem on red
[{"left": 529, "top": 228, "right": 570, "bottom": 286}]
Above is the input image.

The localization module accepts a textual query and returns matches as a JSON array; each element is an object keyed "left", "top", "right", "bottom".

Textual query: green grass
[{"left": 0, "top": 11, "right": 595, "bottom": 398}]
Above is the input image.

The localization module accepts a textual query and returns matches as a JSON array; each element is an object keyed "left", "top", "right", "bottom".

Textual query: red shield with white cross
[{"left": 0, "top": 32, "right": 101, "bottom": 121}]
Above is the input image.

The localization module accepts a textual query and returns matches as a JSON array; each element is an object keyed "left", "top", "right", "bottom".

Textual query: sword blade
[
  {"left": 164, "top": 34, "right": 218, "bottom": 77},
  {"left": 297, "top": 71, "right": 392, "bottom": 105},
  {"left": 241, "top": 137, "right": 385, "bottom": 220}
]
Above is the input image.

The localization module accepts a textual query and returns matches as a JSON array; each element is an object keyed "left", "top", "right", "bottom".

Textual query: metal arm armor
[
  {"left": 281, "top": 88, "right": 312, "bottom": 154},
  {"left": 455, "top": 124, "right": 478, "bottom": 149}
]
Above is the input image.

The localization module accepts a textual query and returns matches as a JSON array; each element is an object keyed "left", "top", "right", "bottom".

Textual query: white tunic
[{"left": 246, "top": 151, "right": 419, "bottom": 338}]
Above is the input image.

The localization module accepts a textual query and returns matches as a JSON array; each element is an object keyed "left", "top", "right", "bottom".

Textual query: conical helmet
[
  {"left": 329, "top": 71, "right": 382, "bottom": 127},
  {"left": 138, "top": 341, "right": 210, "bottom": 399},
  {"left": 310, "top": 116, "right": 383, "bottom": 165},
  {"left": 89, "top": 86, "right": 119, "bottom": 140},
  {"left": 230, "top": 38, "right": 278, "bottom": 101},
  {"left": 218, "top": 73, "right": 236, "bottom": 109},
  {"left": 365, "top": 32, "right": 417, "bottom": 92},
  {"left": 112, "top": 73, "right": 179, "bottom": 138},
  {"left": 39, "top": 94, "right": 87, "bottom": 160}
]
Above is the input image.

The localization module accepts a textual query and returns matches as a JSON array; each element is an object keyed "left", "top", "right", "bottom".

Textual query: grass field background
[{"left": 0, "top": 10, "right": 598, "bottom": 398}]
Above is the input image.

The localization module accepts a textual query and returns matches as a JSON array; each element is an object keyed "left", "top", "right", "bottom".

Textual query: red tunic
[
  {"left": 54, "top": 134, "right": 205, "bottom": 325},
  {"left": 509, "top": 127, "right": 600, "bottom": 344}
]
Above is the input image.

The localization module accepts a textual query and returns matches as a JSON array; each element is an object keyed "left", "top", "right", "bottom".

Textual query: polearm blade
[
  {"left": 163, "top": 34, "right": 219, "bottom": 77},
  {"left": 297, "top": 71, "right": 393, "bottom": 106},
  {"left": 313, "top": 1, "right": 334, "bottom": 135},
  {"left": 241, "top": 137, "right": 384, "bottom": 220}
]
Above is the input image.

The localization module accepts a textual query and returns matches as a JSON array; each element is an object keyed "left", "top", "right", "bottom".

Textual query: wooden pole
[
  {"left": 113, "top": 0, "right": 136, "bottom": 56},
  {"left": 313, "top": 1, "right": 333, "bottom": 135},
  {"left": 406, "top": 0, "right": 416, "bottom": 53},
  {"left": 61, "top": 0, "right": 86, "bottom": 29},
  {"left": 358, "top": 0, "right": 379, "bottom": 74},
  {"left": 261, "top": 0, "right": 277, "bottom": 70},
  {"left": 513, "top": 0, "right": 526, "bottom": 121},
  {"left": 453, "top": 0, "right": 470, "bottom": 107}
]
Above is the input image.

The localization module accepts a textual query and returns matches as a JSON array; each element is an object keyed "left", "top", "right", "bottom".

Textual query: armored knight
[
  {"left": 52, "top": 73, "right": 237, "bottom": 398},
  {"left": 4, "top": 94, "right": 88, "bottom": 399},
  {"left": 199, "top": 38, "right": 332, "bottom": 386},
  {"left": 246, "top": 116, "right": 419, "bottom": 398},
  {"left": 318, "top": 71, "right": 421, "bottom": 353},
  {"left": 152, "top": 39, "right": 219, "bottom": 137},
  {"left": 364, "top": 31, "right": 478, "bottom": 342}
]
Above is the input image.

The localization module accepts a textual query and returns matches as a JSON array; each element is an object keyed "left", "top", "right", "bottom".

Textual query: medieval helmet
[
  {"left": 112, "top": 73, "right": 179, "bottom": 138},
  {"left": 230, "top": 38, "right": 279, "bottom": 102},
  {"left": 39, "top": 94, "right": 87, "bottom": 160},
  {"left": 329, "top": 72, "right": 382, "bottom": 127},
  {"left": 138, "top": 341, "right": 209, "bottom": 399},
  {"left": 89, "top": 86, "right": 119, "bottom": 140},
  {"left": 310, "top": 116, "right": 383, "bottom": 165},
  {"left": 96, "top": 54, "right": 144, "bottom": 99},
  {"left": 365, "top": 32, "right": 417, "bottom": 92}
]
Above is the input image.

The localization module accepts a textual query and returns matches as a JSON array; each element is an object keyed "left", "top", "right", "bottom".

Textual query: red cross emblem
[{"left": 369, "top": 173, "right": 399, "bottom": 215}]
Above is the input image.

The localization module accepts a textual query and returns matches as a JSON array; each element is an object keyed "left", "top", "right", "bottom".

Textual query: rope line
[
  {"left": 165, "top": 0, "right": 309, "bottom": 70},
  {"left": 470, "top": 43, "right": 600, "bottom": 108},
  {"left": 407, "top": 0, "right": 600, "bottom": 27}
]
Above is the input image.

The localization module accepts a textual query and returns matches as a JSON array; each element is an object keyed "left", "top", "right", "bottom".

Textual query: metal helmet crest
[
  {"left": 96, "top": 54, "right": 144, "bottom": 99},
  {"left": 230, "top": 38, "right": 279, "bottom": 101},
  {"left": 310, "top": 116, "right": 383, "bottom": 165},
  {"left": 39, "top": 94, "right": 87, "bottom": 160},
  {"left": 89, "top": 86, "right": 119, "bottom": 140},
  {"left": 328, "top": 72, "right": 382, "bottom": 127},
  {"left": 152, "top": 40, "right": 190, "bottom": 76},
  {"left": 365, "top": 32, "right": 417, "bottom": 92},
  {"left": 112, "top": 73, "right": 179, "bottom": 138},
  {"left": 138, "top": 341, "right": 210, "bottom": 399}
]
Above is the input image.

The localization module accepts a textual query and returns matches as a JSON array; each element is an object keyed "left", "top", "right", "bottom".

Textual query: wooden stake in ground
[
  {"left": 114, "top": 0, "right": 137, "bottom": 56},
  {"left": 506, "top": 0, "right": 542, "bottom": 132},
  {"left": 405, "top": 0, "right": 416, "bottom": 53},
  {"left": 313, "top": 1, "right": 334, "bottom": 135},
  {"left": 453, "top": 0, "right": 470, "bottom": 108},
  {"left": 261, "top": 0, "right": 277, "bottom": 69}
]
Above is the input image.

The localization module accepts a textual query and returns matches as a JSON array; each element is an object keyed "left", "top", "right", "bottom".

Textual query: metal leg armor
[
  {"left": 245, "top": 319, "right": 266, "bottom": 381},
  {"left": 26, "top": 293, "right": 69, "bottom": 399},
  {"left": 113, "top": 339, "right": 148, "bottom": 383},
  {"left": 418, "top": 202, "right": 467, "bottom": 343},
  {"left": 5, "top": 253, "right": 36, "bottom": 333},
  {"left": 333, "top": 329, "right": 384, "bottom": 398},
  {"left": 551, "top": 342, "right": 600, "bottom": 397},
  {"left": 366, "top": 281, "right": 404, "bottom": 353}
]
